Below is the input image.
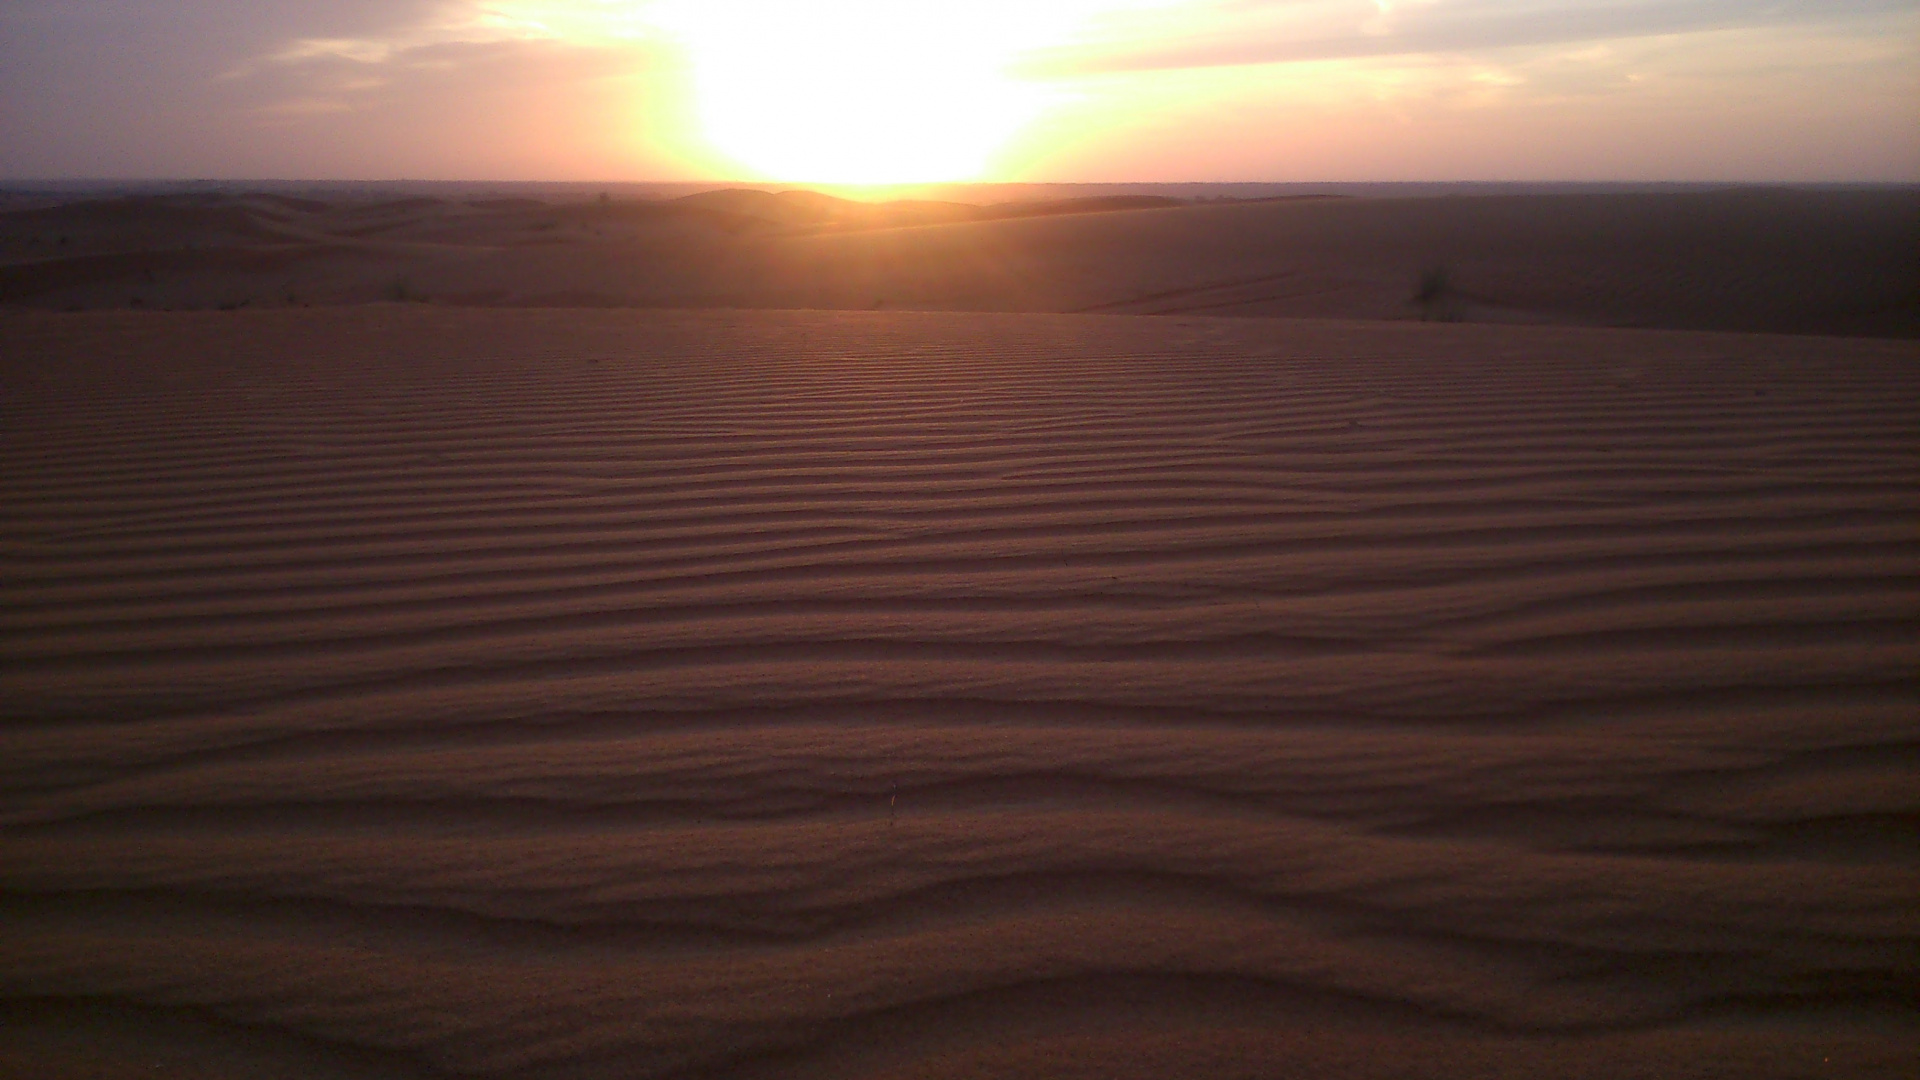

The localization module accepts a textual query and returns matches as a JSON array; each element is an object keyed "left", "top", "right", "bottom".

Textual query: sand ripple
[{"left": 1, "top": 309, "right": 1915, "bottom": 1078}]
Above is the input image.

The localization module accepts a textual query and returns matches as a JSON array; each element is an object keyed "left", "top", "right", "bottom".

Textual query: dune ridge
[
  {"left": 4, "top": 188, "right": 1915, "bottom": 337},
  {"left": 1, "top": 307, "right": 1916, "bottom": 1078}
]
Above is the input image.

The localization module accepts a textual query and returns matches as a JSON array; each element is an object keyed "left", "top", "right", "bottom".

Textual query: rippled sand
[{"left": 2, "top": 308, "right": 1915, "bottom": 1078}]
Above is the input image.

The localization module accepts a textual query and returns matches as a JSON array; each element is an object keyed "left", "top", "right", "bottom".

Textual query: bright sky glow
[
  {"left": 649, "top": 1, "right": 1100, "bottom": 183},
  {"left": 0, "top": 0, "right": 1914, "bottom": 182}
]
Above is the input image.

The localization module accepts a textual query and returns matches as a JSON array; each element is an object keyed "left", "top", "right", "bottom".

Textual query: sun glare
[{"left": 655, "top": 1, "right": 1088, "bottom": 183}]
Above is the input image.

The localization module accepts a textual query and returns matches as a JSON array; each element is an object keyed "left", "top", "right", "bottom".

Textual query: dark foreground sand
[{"left": 1, "top": 307, "right": 1916, "bottom": 1078}]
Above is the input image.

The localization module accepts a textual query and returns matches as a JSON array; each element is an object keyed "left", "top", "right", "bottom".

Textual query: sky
[{"left": 1, "top": 1, "right": 1915, "bottom": 184}]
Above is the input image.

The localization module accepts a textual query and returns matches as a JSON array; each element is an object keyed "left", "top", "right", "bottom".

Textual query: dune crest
[{"left": 3, "top": 188, "right": 1914, "bottom": 337}]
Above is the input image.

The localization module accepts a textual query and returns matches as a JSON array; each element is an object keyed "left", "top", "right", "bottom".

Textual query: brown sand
[
  {"left": 1, "top": 307, "right": 1916, "bottom": 1078},
  {"left": 3, "top": 188, "right": 1915, "bottom": 337}
]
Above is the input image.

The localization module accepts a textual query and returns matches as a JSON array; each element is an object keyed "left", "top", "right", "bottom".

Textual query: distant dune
[
  {"left": 2, "top": 307, "right": 1915, "bottom": 1078},
  {"left": 2, "top": 187, "right": 1913, "bottom": 336}
]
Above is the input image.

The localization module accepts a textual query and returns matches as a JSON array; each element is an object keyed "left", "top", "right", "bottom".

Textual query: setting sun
[{"left": 654, "top": 1, "right": 1089, "bottom": 183}]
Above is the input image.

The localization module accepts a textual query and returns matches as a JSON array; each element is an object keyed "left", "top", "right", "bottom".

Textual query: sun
[{"left": 655, "top": 1, "right": 1068, "bottom": 184}]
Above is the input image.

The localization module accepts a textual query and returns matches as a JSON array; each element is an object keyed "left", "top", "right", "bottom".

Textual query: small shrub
[{"left": 1413, "top": 264, "right": 1462, "bottom": 322}]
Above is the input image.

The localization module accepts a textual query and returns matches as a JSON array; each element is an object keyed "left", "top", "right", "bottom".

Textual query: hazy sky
[{"left": 2, "top": 1, "right": 1915, "bottom": 183}]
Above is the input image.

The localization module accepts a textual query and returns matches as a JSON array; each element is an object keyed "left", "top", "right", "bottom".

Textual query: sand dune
[
  {"left": 3, "top": 188, "right": 1914, "bottom": 337},
  {"left": 0, "top": 307, "right": 1914, "bottom": 1077}
]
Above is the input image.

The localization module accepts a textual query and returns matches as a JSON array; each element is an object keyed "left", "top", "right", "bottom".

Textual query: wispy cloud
[
  {"left": 223, "top": 1, "right": 592, "bottom": 78},
  {"left": 1026, "top": 0, "right": 1919, "bottom": 74},
  {"left": 218, "top": 1, "right": 671, "bottom": 121},
  {"left": 216, "top": 1, "right": 1918, "bottom": 87}
]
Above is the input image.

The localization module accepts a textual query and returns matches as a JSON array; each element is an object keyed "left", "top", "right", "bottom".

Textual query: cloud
[
  {"left": 1025, "top": 0, "right": 1920, "bottom": 74},
  {"left": 0, "top": 0, "right": 683, "bottom": 179},
  {"left": 231, "top": 34, "right": 661, "bottom": 119},
  {"left": 212, "top": 1, "right": 675, "bottom": 124},
  {"left": 207, "top": 34, "right": 685, "bottom": 178},
  {"left": 222, "top": 1, "right": 576, "bottom": 78}
]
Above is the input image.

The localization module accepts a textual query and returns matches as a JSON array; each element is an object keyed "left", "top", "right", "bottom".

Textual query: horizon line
[{"left": 5, "top": 177, "right": 1915, "bottom": 188}]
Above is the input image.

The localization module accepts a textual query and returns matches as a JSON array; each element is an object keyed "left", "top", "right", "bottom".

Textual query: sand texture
[
  {"left": 1, "top": 307, "right": 1917, "bottom": 1078},
  {"left": 3, "top": 188, "right": 1916, "bottom": 338}
]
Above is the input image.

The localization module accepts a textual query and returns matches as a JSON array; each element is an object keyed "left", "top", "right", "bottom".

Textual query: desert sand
[
  {"left": 1, "top": 304, "right": 1915, "bottom": 1078},
  {"left": 3, "top": 187, "right": 1916, "bottom": 337}
]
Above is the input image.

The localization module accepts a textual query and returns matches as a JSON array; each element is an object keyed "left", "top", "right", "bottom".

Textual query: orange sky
[{"left": 1, "top": 1, "right": 1915, "bottom": 182}]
